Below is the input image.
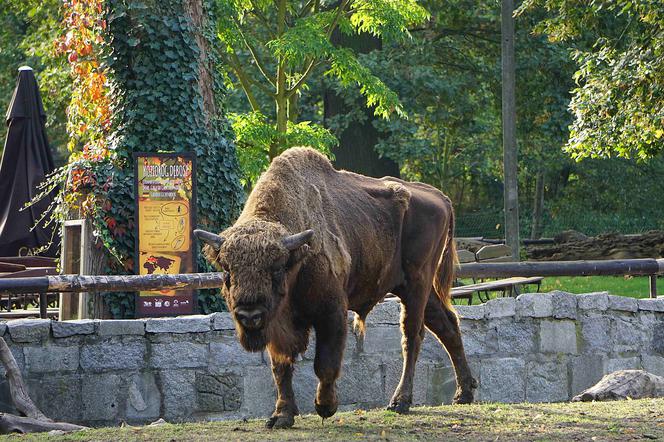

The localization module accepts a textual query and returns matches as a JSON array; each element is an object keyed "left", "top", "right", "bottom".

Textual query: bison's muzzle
[{"left": 234, "top": 307, "right": 266, "bottom": 330}]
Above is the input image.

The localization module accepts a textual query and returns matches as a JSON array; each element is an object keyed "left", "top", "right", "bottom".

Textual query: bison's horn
[
  {"left": 193, "top": 229, "right": 225, "bottom": 250},
  {"left": 282, "top": 229, "right": 314, "bottom": 251}
]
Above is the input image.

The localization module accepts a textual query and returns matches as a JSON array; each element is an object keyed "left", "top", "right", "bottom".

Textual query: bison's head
[{"left": 195, "top": 221, "right": 313, "bottom": 352}]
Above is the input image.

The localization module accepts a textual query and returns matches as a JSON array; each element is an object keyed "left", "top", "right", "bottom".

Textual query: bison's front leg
[
  {"left": 266, "top": 356, "right": 298, "bottom": 429},
  {"left": 313, "top": 309, "right": 347, "bottom": 419}
]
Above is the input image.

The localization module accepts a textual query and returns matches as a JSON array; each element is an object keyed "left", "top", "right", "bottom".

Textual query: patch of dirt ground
[{"left": 2, "top": 398, "right": 663, "bottom": 441}]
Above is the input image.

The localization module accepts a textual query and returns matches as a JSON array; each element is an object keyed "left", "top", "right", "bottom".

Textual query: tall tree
[
  {"left": 518, "top": 0, "right": 664, "bottom": 160},
  {"left": 217, "top": 0, "right": 428, "bottom": 184}
]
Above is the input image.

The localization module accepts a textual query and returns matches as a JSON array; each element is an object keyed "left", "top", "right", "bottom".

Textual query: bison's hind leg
[{"left": 424, "top": 291, "right": 477, "bottom": 404}]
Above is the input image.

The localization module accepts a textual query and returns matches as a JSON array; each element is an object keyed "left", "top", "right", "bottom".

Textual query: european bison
[{"left": 195, "top": 147, "right": 476, "bottom": 428}]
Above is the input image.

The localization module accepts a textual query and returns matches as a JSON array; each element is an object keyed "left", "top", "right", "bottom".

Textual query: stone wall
[{"left": 0, "top": 291, "right": 662, "bottom": 425}]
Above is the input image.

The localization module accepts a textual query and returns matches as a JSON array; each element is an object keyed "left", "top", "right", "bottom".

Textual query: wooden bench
[{"left": 452, "top": 245, "right": 543, "bottom": 304}]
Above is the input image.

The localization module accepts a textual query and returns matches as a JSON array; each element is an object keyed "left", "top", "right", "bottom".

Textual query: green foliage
[
  {"left": 216, "top": 0, "right": 428, "bottom": 180},
  {"left": 88, "top": 0, "right": 245, "bottom": 316},
  {"left": 0, "top": 0, "right": 70, "bottom": 164},
  {"left": 518, "top": 0, "right": 664, "bottom": 160}
]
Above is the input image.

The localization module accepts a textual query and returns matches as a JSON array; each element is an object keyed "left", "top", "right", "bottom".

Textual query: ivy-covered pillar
[{"left": 58, "top": 0, "right": 244, "bottom": 317}]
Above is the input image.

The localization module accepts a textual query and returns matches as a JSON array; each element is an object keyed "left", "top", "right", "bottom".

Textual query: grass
[
  {"left": 3, "top": 399, "right": 663, "bottom": 441},
  {"left": 455, "top": 275, "right": 660, "bottom": 305}
]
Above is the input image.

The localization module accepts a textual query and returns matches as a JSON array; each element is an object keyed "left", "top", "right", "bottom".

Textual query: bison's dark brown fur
[{"left": 197, "top": 147, "right": 476, "bottom": 429}]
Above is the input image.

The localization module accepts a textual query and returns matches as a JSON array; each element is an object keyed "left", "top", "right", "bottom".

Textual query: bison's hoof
[
  {"left": 453, "top": 389, "right": 475, "bottom": 405},
  {"left": 315, "top": 401, "right": 338, "bottom": 419},
  {"left": 387, "top": 400, "right": 410, "bottom": 414},
  {"left": 265, "top": 414, "right": 295, "bottom": 429}
]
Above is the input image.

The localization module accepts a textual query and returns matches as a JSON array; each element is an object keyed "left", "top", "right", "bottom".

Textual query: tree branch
[
  {"left": 232, "top": 17, "right": 276, "bottom": 88},
  {"left": 223, "top": 51, "right": 263, "bottom": 111},
  {"left": 286, "top": 60, "right": 321, "bottom": 97}
]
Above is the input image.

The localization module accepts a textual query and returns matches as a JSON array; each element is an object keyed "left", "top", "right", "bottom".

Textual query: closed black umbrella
[{"left": 0, "top": 66, "right": 58, "bottom": 257}]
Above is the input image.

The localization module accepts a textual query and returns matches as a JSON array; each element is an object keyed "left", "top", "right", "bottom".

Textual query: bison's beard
[{"left": 237, "top": 326, "right": 268, "bottom": 352}]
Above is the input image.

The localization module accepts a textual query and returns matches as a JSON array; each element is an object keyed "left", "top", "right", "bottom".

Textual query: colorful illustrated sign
[{"left": 134, "top": 153, "right": 196, "bottom": 316}]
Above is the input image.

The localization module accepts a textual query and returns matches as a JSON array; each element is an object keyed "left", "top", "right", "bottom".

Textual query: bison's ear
[
  {"left": 194, "top": 229, "right": 225, "bottom": 251},
  {"left": 282, "top": 229, "right": 314, "bottom": 251}
]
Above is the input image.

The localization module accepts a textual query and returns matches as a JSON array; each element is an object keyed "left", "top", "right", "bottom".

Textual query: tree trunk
[
  {"left": 324, "top": 32, "right": 400, "bottom": 178},
  {"left": 0, "top": 337, "right": 87, "bottom": 434},
  {"left": 531, "top": 171, "right": 545, "bottom": 239}
]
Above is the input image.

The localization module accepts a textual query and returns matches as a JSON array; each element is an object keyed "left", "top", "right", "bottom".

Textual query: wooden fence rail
[{"left": 0, "top": 258, "right": 662, "bottom": 297}]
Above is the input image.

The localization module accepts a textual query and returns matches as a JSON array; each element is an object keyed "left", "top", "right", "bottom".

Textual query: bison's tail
[{"left": 433, "top": 207, "right": 458, "bottom": 311}]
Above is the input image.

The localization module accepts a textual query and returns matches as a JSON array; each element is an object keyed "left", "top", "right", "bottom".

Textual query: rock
[
  {"left": 516, "top": 293, "right": 553, "bottom": 318},
  {"left": 7, "top": 319, "right": 50, "bottom": 343},
  {"left": 484, "top": 297, "right": 516, "bottom": 319},
  {"left": 607, "top": 295, "right": 638, "bottom": 312},
  {"left": 150, "top": 342, "right": 208, "bottom": 369},
  {"left": 577, "top": 293, "right": 609, "bottom": 311},
  {"left": 497, "top": 321, "right": 536, "bottom": 354},
  {"left": 454, "top": 304, "right": 485, "bottom": 320},
  {"left": 572, "top": 370, "right": 664, "bottom": 401},
  {"left": 211, "top": 313, "right": 235, "bottom": 331},
  {"left": 149, "top": 418, "right": 167, "bottom": 426},
  {"left": 97, "top": 320, "right": 145, "bottom": 336},
  {"left": 526, "top": 359, "right": 569, "bottom": 402},
  {"left": 80, "top": 341, "right": 146, "bottom": 371},
  {"left": 539, "top": 320, "right": 577, "bottom": 354},
  {"left": 24, "top": 345, "right": 79, "bottom": 373},
  {"left": 479, "top": 358, "right": 525, "bottom": 403},
  {"left": 146, "top": 315, "right": 212, "bottom": 333},
  {"left": 52, "top": 320, "right": 95, "bottom": 338},
  {"left": 366, "top": 300, "right": 400, "bottom": 325},
  {"left": 638, "top": 298, "right": 664, "bottom": 312}
]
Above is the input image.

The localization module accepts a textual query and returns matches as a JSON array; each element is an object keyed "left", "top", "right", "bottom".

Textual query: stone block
[
  {"left": 338, "top": 357, "right": 384, "bottom": 407},
  {"left": 539, "top": 320, "right": 577, "bottom": 354},
  {"left": 605, "top": 357, "right": 641, "bottom": 374},
  {"left": 7, "top": 319, "right": 50, "bottom": 343},
  {"left": 240, "top": 365, "right": 275, "bottom": 417},
  {"left": 0, "top": 322, "right": 6, "bottom": 336},
  {"left": 460, "top": 322, "right": 497, "bottom": 357},
  {"left": 479, "top": 357, "right": 525, "bottom": 403},
  {"left": 126, "top": 372, "right": 161, "bottom": 421},
  {"left": 98, "top": 320, "right": 145, "bottom": 336},
  {"left": 455, "top": 305, "right": 485, "bottom": 320},
  {"left": 211, "top": 313, "right": 235, "bottom": 331},
  {"left": 526, "top": 359, "right": 568, "bottom": 402},
  {"left": 484, "top": 298, "right": 516, "bottom": 319},
  {"left": 551, "top": 291, "right": 577, "bottom": 319},
  {"left": 497, "top": 321, "right": 537, "bottom": 354},
  {"left": 196, "top": 371, "right": 242, "bottom": 412},
  {"left": 420, "top": 333, "right": 450, "bottom": 362},
  {"left": 427, "top": 364, "right": 456, "bottom": 405},
  {"left": 580, "top": 315, "right": 611, "bottom": 354},
  {"left": 653, "top": 322, "right": 664, "bottom": 354},
  {"left": 27, "top": 373, "right": 82, "bottom": 422},
  {"left": 612, "top": 316, "right": 647, "bottom": 353},
  {"left": 366, "top": 301, "right": 400, "bottom": 325},
  {"left": 638, "top": 298, "right": 664, "bottom": 312},
  {"left": 52, "top": 320, "right": 95, "bottom": 338},
  {"left": 151, "top": 342, "right": 208, "bottom": 369},
  {"left": 209, "top": 340, "right": 264, "bottom": 367},
  {"left": 383, "top": 359, "right": 428, "bottom": 406},
  {"left": 81, "top": 373, "right": 123, "bottom": 422},
  {"left": 607, "top": 295, "right": 638, "bottom": 312},
  {"left": 24, "top": 345, "right": 79, "bottom": 373},
  {"left": 577, "top": 292, "right": 609, "bottom": 311},
  {"left": 80, "top": 341, "right": 146, "bottom": 371},
  {"left": 291, "top": 361, "right": 319, "bottom": 413},
  {"left": 161, "top": 370, "right": 197, "bottom": 421},
  {"left": 641, "top": 355, "right": 664, "bottom": 377},
  {"left": 146, "top": 315, "right": 212, "bottom": 333},
  {"left": 570, "top": 355, "right": 605, "bottom": 397},
  {"left": 516, "top": 293, "right": 552, "bottom": 318},
  {"left": 362, "top": 325, "right": 402, "bottom": 355}
]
